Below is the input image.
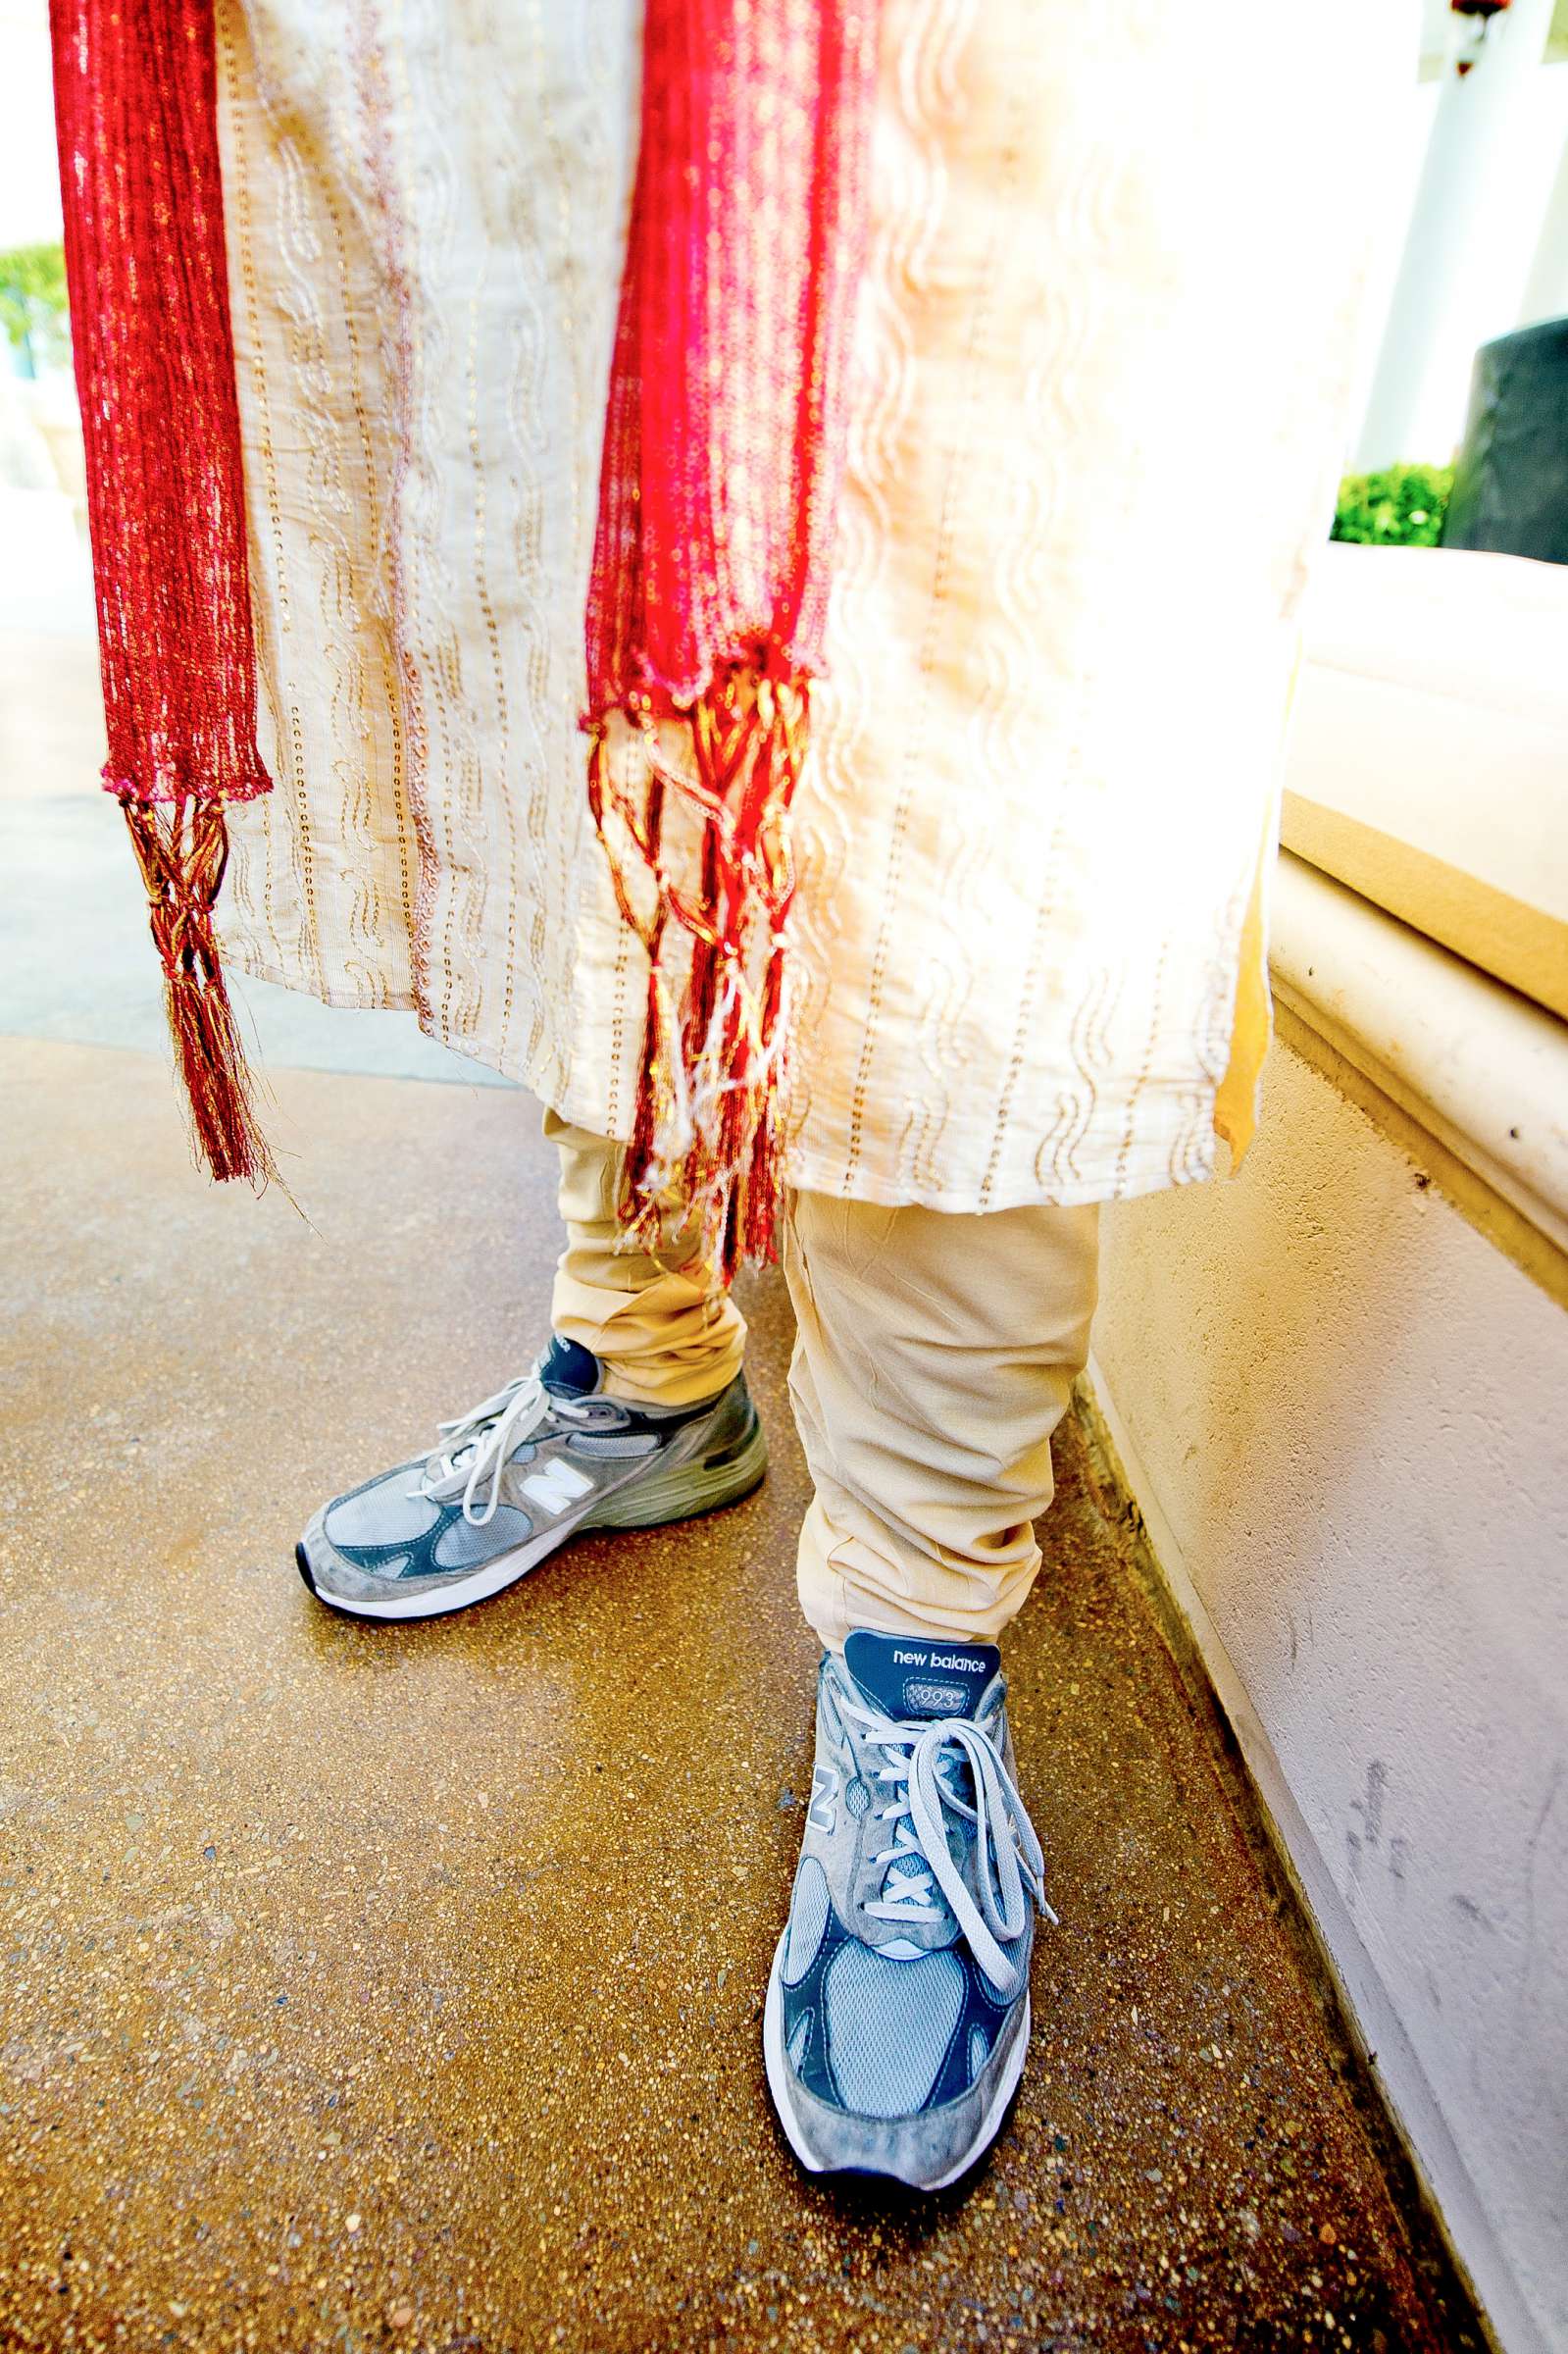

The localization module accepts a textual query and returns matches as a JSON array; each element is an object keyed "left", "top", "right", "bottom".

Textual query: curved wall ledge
[{"left": 1270, "top": 850, "right": 1568, "bottom": 1303}]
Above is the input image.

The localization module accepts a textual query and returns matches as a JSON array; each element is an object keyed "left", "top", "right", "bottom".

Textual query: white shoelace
[
  {"left": 411, "top": 1372, "right": 589, "bottom": 1528},
  {"left": 841, "top": 1689, "right": 1054, "bottom": 2000}
]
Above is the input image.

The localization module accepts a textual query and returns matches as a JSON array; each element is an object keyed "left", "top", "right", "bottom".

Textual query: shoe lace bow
[
  {"left": 842, "top": 1689, "right": 1053, "bottom": 2000},
  {"left": 412, "top": 1372, "right": 577, "bottom": 1526}
]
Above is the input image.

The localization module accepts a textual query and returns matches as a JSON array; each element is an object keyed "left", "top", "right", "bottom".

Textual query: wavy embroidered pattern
[
  {"left": 214, "top": 0, "right": 417, "bottom": 1017},
  {"left": 204, "top": 0, "right": 1396, "bottom": 1221}
]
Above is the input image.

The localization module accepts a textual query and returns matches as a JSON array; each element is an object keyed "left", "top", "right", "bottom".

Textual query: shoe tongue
[
  {"left": 537, "top": 1334, "right": 603, "bottom": 1399},
  {"left": 843, "top": 1629, "right": 1000, "bottom": 1723}
]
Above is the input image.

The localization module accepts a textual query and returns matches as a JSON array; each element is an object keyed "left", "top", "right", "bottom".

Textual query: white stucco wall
[{"left": 1089, "top": 1038, "right": 1568, "bottom": 2354}]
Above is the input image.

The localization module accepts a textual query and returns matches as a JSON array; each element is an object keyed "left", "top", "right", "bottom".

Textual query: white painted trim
[{"left": 1082, "top": 1354, "right": 1549, "bottom": 2354}]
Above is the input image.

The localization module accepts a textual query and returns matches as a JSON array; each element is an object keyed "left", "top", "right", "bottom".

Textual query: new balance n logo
[
  {"left": 520, "top": 1458, "right": 595, "bottom": 1515},
  {"left": 807, "top": 1765, "right": 837, "bottom": 1833}
]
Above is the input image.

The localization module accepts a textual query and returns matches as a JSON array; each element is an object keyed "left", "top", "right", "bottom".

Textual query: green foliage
[
  {"left": 0, "top": 242, "right": 69, "bottom": 364},
  {"left": 1332, "top": 463, "right": 1453, "bottom": 548}
]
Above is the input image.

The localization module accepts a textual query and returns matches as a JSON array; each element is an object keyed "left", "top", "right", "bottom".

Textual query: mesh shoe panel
[
  {"left": 326, "top": 1472, "right": 439, "bottom": 1549},
  {"left": 822, "top": 1944, "right": 965, "bottom": 2119},
  {"left": 783, "top": 1858, "right": 831, "bottom": 1985},
  {"left": 431, "top": 1506, "right": 534, "bottom": 1568}
]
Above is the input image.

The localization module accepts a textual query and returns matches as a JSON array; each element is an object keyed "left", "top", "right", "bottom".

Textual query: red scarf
[
  {"left": 54, "top": 0, "right": 877, "bottom": 1254},
  {"left": 587, "top": 0, "right": 877, "bottom": 1276},
  {"left": 52, "top": 0, "right": 275, "bottom": 1184}
]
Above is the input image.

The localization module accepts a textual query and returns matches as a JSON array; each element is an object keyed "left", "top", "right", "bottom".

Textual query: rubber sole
[
  {"left": 297, "top": 1413, "right": 768, "bottom": 1622},
  {"left": 762, "top": 1932, "right": 1030, "bottom": 2191}
]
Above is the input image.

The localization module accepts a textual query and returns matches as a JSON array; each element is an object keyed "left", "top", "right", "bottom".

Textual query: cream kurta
[{"left": 214, "top": 0, "right": 1404, "bottom": 1211}]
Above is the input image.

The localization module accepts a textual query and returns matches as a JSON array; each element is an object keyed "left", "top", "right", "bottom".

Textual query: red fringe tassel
[
  {"left": 587, "top": 666, "right": 804, "bottom": 1283},
  {"left": 51, "top": 0, "right": 275, "bottom": 1185},
  {"left": 122, "top": 798, "right": 277, "bottom": 1188}
]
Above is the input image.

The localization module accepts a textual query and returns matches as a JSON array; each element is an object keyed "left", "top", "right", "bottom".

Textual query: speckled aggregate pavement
[{"left": 0, "top": 1036, "right": 1480, "bottom": 2353}]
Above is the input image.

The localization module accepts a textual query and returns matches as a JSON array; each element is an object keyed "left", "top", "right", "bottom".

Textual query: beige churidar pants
[{"left": 547, "top": 1114, "right": 1099, "bottom": 1653}]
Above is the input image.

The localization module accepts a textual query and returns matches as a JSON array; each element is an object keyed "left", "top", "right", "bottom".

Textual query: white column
[
  {"left": 1356, "top": 0, "right": 1555, "bottom": 470},
  {"left": 1518, "top": 121, "right": 1568, "bottom": 324}
]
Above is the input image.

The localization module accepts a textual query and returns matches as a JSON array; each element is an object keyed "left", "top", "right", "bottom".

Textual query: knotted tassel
[
  {"left": 582, "top": 0, "right": 876, "bottom": 1271},
  {"left": 587, "top": 665, "right": 803, "bottom": 1282},
  {"left": 122, "top": 796, "right": 277, "bottom": 1188}
]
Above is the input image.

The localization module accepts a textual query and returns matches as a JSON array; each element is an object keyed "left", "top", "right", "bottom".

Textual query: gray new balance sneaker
[
  {"left": 764, "top": 1629, "right": 1053, "bottom": 2190},
  {"left": 297, "top": 1335, "right": 766, "bottom": 1620}
]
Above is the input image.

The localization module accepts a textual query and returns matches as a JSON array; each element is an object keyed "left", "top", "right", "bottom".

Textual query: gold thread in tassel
[
  {"left": 121, "top": 794, "right": 278, "bottom": 1188},
  {"left": 587, "top": 663, "right": 805, "bottom": 1281}
]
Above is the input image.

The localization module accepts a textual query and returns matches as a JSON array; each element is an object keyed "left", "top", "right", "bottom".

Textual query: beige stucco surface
[{"left": 1092, "top": 1039, "right": 1568, "bottom": 2354}]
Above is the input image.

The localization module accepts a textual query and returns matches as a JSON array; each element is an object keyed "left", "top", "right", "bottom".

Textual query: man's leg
[
  {"left": 785, "top": 1192, "right": 1098, "bottom": 1650},
  {"left": 545, "top": 1108, "right": 746, "bottom": 1407},
  {"left": 296, "top": 1112, "right": 764, "bottom": 1618},
  {"left": 764, "top": 1190, "right": 1098, "bottom": 2188}
]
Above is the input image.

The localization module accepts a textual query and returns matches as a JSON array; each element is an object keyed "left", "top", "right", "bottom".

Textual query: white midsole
[
  {"left": 306, "top": 1489, "right": 625, "bottom": 1621},
  {"left": 762, "top": 1931, "right": 1031, "bottom": 2191}
]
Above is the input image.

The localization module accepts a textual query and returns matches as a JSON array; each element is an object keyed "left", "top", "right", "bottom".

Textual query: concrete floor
[{"left": 0, "top": 1032, "right": 1482, "bottom": 2354}]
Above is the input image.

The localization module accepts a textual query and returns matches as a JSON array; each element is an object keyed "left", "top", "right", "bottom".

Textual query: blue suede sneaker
[
  {"left": 297, "top": 1335, "right": 766, "bottom": 1620},
  {"left": 764, "top": 1630, "right": 1053, "bottom": 2189}
]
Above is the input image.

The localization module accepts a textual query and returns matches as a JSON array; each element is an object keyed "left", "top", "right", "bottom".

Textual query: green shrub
[
  {"left": 0, "top": 242, "right": 69, "bottom": 373},
  {"left": 1332, "top": 462, "right": 1453, "bottom": 547}
]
